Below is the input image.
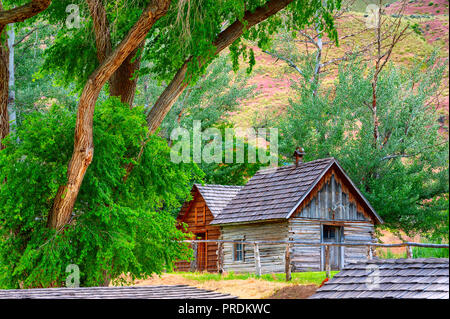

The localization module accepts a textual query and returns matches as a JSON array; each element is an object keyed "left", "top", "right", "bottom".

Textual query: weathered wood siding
[
  {"left": 288, "top": 218, "right": 375, "bottom": 271},
  {"left": 220, "top": 221, "right": 289, "bottom": 274},
  {"left": 293, "top": 170, "right": 372, "bottom": 222},
  {"left": 288, "top": 218, "right": 322, "bottom": 272},
  {"left": 342, "top": 221, "right": 375, "bottom": 265},
  {"left": 289, "top": 169, "right": 376, "bottom": 271},
  {"left": 175, "top": 190, "right": 221, "bottom": 272}
]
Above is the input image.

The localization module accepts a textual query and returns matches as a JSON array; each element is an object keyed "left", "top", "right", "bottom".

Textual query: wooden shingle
[
  {"left": 195, "top": 184, "right": 243, "bottom": 217},
  {"left": 310, "top": 258, "right": 449, "bottom": 299},
  {"left": 0, "top": 285, "right": 237, "bottom": 299},
  {"left": 211, "top": 157, "right": 382, "bottom": 225}
]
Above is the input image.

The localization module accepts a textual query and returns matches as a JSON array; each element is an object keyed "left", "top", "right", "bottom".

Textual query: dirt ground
[
  {"left": 131, "top": 273, "right": 318, "bottom": 299},
  {"left": 266, "top": 285, "right": 318, "bottom": 299}
]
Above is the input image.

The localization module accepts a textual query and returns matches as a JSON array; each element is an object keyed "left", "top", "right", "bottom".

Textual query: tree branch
[
  {"left": 263, "top": 50, "right": 304, "bottom": 76},
  {"left": 13, "top": 24, "right": 48, "bottom": 47},
  {"left": 146, "top": 0, "right": 294, "bottom": 134},
  {"left": 0, "top": 0, "right": 51, "bottom": 25}
]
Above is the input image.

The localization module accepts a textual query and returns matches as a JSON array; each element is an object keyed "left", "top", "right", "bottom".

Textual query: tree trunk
[
  {"left": 0, "top": 29, "right": 9, "bottom": 150},
  {"left": 7, "top": 25, "right": 16, "bottom": 133},
  {"left": 0, "top": 1, "right": 51, "bottom": 149},
  {"left": 47, "top": 0, "right": 171, "bottom": 230},
  {"left": 0, "top": 0, "right": 51, "bottom": 25},
  {"left": 146, "top": 60, "right": 189, "bottom": 133},
  {"left": 87, "top": 0, "right": 142, "bottom": 107},
  {"left": 109, "top": 43, "right": 144, "bottom": 107},
  {"left": 146, "top": 0, "right": 294, "bottom": 133}
]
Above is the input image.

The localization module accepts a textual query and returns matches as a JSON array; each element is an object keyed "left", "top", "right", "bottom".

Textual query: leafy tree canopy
[
  {"left": 279, "top": 53, "right": 449, "bottom": 239},
  {"left": 0, "top": 97, "right": 203, "bottom": 288},
  {"left": 41, "top": 0, "right": 341, "bottom": 92}
]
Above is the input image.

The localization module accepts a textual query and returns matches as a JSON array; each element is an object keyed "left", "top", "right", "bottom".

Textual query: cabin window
[
  {"left": 323, "top": 225, "right": 336, "bottom": 240},
  {"left": 234, "top": 242, "right": 244, "bottom": 261}
]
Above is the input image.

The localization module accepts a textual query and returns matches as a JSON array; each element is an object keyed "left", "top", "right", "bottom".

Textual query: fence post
[
  {"left": 407, "top": 245, "right": 413, "bottom": 259},
  {"left": 325, "top": 244, "right": 330, "bottom": 279},
  {"left": 217, "top": 242, "right": 224, "bottom": 274},
  {"left": 368, "top": 245, "right": 373, "bottom": 260},
  {"left": 254, "top": 243, "right": 262, "bottom": 277},
  {"left": 285, "top": 243, "right": 291, "bottom": 281},
  {"left": 190, "top": 242, "right": 198, "bottom": 272}
]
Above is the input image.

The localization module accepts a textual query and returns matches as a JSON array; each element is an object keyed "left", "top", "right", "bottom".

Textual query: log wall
[
  {"left": 342, "top": 221, "right": 376, "bottom": 265},
  {"left": 288, "top": 218, "right": 322, "bottom": 272},
  {"left": 288, "top": 171, "right": 376, "bottom": 271},
  {"left": 288, "top": 218, "right": 376, "bottom": 271},
  {"left": 175, "top": 191, "right": 220, "bottom": 272},
  {"left": 220, "top": 221, "right": 289, "bottom": 274}
]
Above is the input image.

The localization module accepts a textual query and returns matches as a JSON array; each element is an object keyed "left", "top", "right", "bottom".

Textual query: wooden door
[
  {"left": 322, "top": 225, "right": 343, "bottom": 270},
  {"left": 196, "top": 232, "right": 207, "bottom": 271}
]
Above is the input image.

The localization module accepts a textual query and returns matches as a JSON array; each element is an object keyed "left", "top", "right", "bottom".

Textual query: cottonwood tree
[
  {"left": 47, "top": 0, "right": 172, "bottom": 230},
  {"left": 262, "top": 0, "right": 409, "bottom": 96},
  {"left": 41, "top": 0, "right": 342, "bottom": 230},
  {"left": 279, "top": 31, "right": 448, "bottom": 239},
  {"left": 0, "top": 98, "right": 201, "bottom": 288},
  {"left": 279, "top": 0, "right": 449, "bottom": 238},
  {"left": 0, "top": 0, "right": 51, "bottom": 150}
]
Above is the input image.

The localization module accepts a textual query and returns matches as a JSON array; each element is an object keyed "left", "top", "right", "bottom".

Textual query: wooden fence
[{"left": 183, "top": 239, "right": 449, "bottom": 281}]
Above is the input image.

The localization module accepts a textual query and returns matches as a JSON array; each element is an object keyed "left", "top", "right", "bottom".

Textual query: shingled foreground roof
[
  {"left": 210, "top": 157, "right": 382, "bottom": 225},
  {"left": 0, "top": 285, "right": 237, "bottom": 299},
  {"left": 310, "top": 258, "right": 449, "bottom": 299}
]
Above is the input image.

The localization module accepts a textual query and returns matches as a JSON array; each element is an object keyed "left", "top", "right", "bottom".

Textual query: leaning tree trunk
[
  {"left": 146, "top": 0, "right": 294, "bottom": 133},
  {"left": 47, "top": 0, "right": 171, "bottom": 230}
]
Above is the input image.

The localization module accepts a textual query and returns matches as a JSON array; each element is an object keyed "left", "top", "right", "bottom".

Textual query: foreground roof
[
  {"left": 310, "top": 258, "right": 449, "bottom": 299},
  {"left": 211, "top": 157, "right": 382, "bottom": 225},
  {"left": 0, "top": 285, "right": 237, "bottom": 299}
]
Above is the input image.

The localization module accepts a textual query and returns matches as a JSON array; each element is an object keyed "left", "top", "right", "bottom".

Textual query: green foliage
[
  {"left": 0, "top": 98, "right": 203, "bottom": 288},
  {"left": 176, "top": 270, "right": 338, "bottom": 285},
  {"left": 279, "top": 54, "right": 449, "bottom": 238},
  {"left": 412, "top": 245, "right": 449, "bottom": 258},
  {"left": 40, "top": 23, "right": 99, "bottom": 92},
  {"left": 378, "top": 243, "right": 449, "bottom": 259},
  {"left": 14, "top": 22, "right": 78, "bottom": 125},
  {"left": 153, "top": 55, "right": 266, "bottom": 185},
  {"left": 42, "top": 0, "right": 341, "bottom": 93},
  {"left": 157, "top": 55, "right": 256, "bottom": 136}
]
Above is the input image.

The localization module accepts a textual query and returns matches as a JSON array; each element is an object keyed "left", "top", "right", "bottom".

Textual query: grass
[
  {"left": 412, "top": 245, "right": 449, "bottom": 258},
  {"left": 173, "top": 271, "right": 339, "bottom": 286},
  {"left": 377, "top": 242, "right": 449, "bottom": 259}
]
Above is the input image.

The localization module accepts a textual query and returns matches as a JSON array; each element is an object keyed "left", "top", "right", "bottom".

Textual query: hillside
[{"left": 231, "top": 0, "right": 449, "bottom": 130}]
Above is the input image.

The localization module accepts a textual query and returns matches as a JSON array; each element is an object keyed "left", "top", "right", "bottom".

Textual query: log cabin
[
  {"left": 175, "top": 184, "right": 242, "bottom": 272},
  {"left": 177, "top": 153, "right": 383, "bottom": 273}
]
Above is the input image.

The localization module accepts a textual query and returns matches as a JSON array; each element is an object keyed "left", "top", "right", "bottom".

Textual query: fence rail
[{"left": 182, "top": 239, "right": 449, "bottom": 281}]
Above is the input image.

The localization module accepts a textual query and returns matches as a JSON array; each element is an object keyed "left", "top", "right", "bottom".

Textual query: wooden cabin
[
  {"left": 175, "top": 184, "right": 242, "bottom": 272},
  {"left": 209, "top": 157, "right": 383, "bottom": 274}
]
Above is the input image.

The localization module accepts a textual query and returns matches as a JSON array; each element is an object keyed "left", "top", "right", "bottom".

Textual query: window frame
[{"left": 233, "top": 241, "right": 244, "bottom": 262}]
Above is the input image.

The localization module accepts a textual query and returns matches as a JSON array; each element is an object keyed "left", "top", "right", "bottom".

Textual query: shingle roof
[
  {"left": 211, "top": 157, "right": 383, "bottom": 225},
  {"left": 0, "top": 285, "right": 237, "bottom": 299},
  {"left": 194, "top": 184, "right": 243, "bottom": 216},
  {"left": 310, "top": 258, "right": 449, "bottom": 299},
  {"left": 210, "top": 158, "right": 335, "bottom": 225}
]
